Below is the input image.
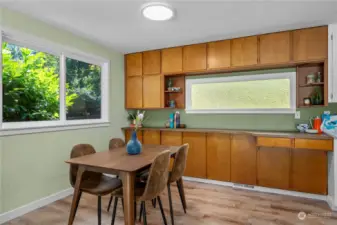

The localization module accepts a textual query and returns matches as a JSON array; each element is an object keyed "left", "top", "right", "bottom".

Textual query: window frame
[
  {"left": 0, "top": 27, "right": 110, "bottom": 135},
  {"left": 185, "top": 72, "right": 297, "bottom": 114}
]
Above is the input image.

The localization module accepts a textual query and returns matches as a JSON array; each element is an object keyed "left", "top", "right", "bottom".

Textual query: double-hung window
[
  {"left": 186, "top": 71, "right": 296, "bottom": 114},
  {"left": 0, "top": 29, "right": 109, "bottom": 133}
]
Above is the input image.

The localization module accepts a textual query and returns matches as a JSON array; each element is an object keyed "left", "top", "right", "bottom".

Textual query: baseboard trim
[
  {"left": 183, "top": 176, "right": 328, "bottom": 202},
  {"left": 327, "top": 195, "right": 337, "bottom": 211},
  {"left": 0, "top": 188, "right": 73, "bottom": 224}
]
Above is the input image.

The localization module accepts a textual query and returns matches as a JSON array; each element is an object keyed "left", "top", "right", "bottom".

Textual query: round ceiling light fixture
[{"left": 141, "top": 2, "right": 174, "bottom": 21}]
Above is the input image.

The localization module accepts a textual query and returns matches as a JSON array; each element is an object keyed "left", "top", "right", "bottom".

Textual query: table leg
[
  {"left": 68, "top": 166, "right": 85, "bottom": 225},
  {"left": 121, "top": 171, "right": 135, "bottom": 225},
  {"left": 177, "top": 178, "right": 187, "bottom": 210}
]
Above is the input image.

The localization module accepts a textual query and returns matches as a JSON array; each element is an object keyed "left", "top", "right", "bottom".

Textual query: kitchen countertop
[{"left": 121, "top": 127, "right": 333, "bottom": 140}]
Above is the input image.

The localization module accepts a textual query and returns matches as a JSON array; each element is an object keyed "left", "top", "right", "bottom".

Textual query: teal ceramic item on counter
[{"left": 126, "top": 131, "right": 142, "bottom": 155}]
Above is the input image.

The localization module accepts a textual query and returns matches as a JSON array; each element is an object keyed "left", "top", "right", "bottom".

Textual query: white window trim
[
  {"left": 0, "top": 26, "right": 110, "bottom": 136},
  {"left": 185, "top": 72, "right": 297, "bottom": 114}
]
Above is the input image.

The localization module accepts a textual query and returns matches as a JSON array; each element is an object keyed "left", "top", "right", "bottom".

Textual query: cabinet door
[
  {"left": 183, "top": 132, "right": 207, "bottom": 178},
  {"left": 143, "top": 130, "right": 160, "bottom": 145},
  {"left": 231, "top": 36, "right": 258, "bottom": 67},
  {"left": 207, "top": 40, "right": 231, "bottom": 70},
  {"left": 259, "top": 32, "right": 291, "bottom": 64},
  {"left": 143, "top": 50, "right": 161, "bottom": 75},
  {"left": 125, "top": 130, "right": 143, "bottom": 143},
  {"left": 161, "top": 131, "right": 182, "bottom": 145},
  {"left": 257, "top": 147, "right": 290, "bottom": 189},
  {"left": 206, "top": 133, "right": 231, "bottom": 182},
  {"left": 126, "top": 53, "right": 142, "bottom": 76},
  {"left": 183, "top": 44, "right": 207, "bottom": 72},
  {"left": 143, "top": 75, "right": 162, "bottom": 108},
  {"left": 161, "top": 47, "right": 183, "bottom": 74},
  {"left": 293, "top": 26, "right": 328, "bottom": 61},
  {"left": 290, "top": 149, "right": 327, "bottom": 194},
  {"left": 126, "top": 77, "right": 143, "bottom": 109},
  {"left": 231, "top": 134, "right": 256, "bottom": 185}
]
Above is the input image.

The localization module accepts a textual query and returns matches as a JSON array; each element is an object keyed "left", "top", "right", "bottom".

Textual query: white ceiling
[{"left": 1, "top": 0, "right": 337, "bottom": 54}]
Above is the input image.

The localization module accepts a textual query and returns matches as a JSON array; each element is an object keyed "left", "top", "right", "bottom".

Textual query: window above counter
[{"left": 185, "top": 72, "right": 296, "bottom": 114}]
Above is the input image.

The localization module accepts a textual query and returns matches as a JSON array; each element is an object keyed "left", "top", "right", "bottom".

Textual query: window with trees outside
[
  {"left": 0, "top": 31, "right": 109, "bottom": 133},
  {"left": 185, "top": 72, "right": 296, "bottom": 114}
]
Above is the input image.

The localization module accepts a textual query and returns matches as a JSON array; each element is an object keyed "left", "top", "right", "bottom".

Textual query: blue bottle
[{"left": 169, "top": 113, "right": 175, "bottom": 128}]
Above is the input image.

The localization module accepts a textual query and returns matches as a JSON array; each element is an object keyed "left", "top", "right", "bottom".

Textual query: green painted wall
[
  {"left": 0, "top": 8, "right": 127, "bottom": 213},
  {"left": 142, "top": 69, "right": 337, "bottom": 131}
]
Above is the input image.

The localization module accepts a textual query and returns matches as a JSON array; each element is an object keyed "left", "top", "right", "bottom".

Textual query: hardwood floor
[{"left": 5, "top": 181, "right": 337, "bottom": 225}]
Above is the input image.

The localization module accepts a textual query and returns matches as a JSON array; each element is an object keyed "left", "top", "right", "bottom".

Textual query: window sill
[
  {"left": 0, "top": 121, "right": 110, "bottom": 137},
  {"left": 185, "top": 109, "right": 296, "bottom": 114}
]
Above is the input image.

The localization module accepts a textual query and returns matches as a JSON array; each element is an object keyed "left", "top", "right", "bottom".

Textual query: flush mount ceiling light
[{"left": 141, "top": 2, "right": 174, "bottom": 21}]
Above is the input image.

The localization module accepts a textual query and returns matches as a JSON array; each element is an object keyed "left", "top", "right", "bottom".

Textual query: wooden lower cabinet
[
  {"left": 143, "top": 130, "right": 160, "bottom": 145},
  {"left": 161, "top": 131, "right": 183, "bottom": 170},
  {"left": 257, "top": 147, "right": 290, "bottom": 189},
  {"left": 183, "top": 132, "right": 207, "bottom": 178},
  {"left": 125, "top": 130, "right": 143, "bottom": 143},
  {"left": 231, "top": 134, "right": 257, "bottom": 185},
  {"left": 206, "top": 133, "right": 231, "bottom": 182},
  {"left": 290, "top": 149, "right": 327, "bottom": 194}
]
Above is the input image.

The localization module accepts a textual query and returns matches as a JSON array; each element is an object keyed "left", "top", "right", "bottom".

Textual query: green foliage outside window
[{"left": 2, "top": 42, "right": 101, "bottom": 122}]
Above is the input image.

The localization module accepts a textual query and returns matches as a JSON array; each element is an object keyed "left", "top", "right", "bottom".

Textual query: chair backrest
[
  {"left": 69, "top": 144, "right": 102, "bottom": 187},
  {"left": 109, "top": 138, "right": 125, "bottom": 150},
  {"left": 140, "top": 150, "right": 171, "bottom": 201},
  {"left": 169, "top": 144, "right": 189, "bottom": 183}
]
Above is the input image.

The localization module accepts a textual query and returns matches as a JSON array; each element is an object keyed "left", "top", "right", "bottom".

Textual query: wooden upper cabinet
[
  {"left": 143, "top": 75, "right": 162, "bottom": 108},
  {"left": 143, "top": 50, "right": 161, "bottom": 75},
  {"left": 293, "top": 26, "right": 328, "bottom": 61},
  {"left": 183, "top": 132, "right": 207, "bottom": 178},
  {"left": 257, "top": 147, "right": 290, "bottom": 190},
  {"left": 291, "top": 149, "right": 327, "bottom": 194},
  {"left": 206, "top": 133, "right": 231, "bottom": 182},
  {"left": 161, "top": 47, "right": 183, "bottom": 74},
  {"left": 259, "top": 32, "right": 291, "bottom": 64},
  {"left": 183, "top": 44, "right": 207, "bottom": 72},
  {"left": 126, "top": 53, "right": 142, "bottom": 76},
  {"left": 126, "top": 77, "right": 142, "bottom": 108},
  {"left": 231, "top": 36, "right": 258, "bottom": 67},
  {"left": 207, "top": 40, "right": 231, "bottom": 70},
  {"left": 143, "top": 130, "right": 161, "bottom": 145},
  {"left": 231, "top": 134, "right": 257, "bottom": 185}
]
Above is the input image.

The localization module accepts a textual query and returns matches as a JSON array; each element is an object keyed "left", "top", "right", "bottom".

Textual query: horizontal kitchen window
[
  {"left": 185, "top": 72, "right": 296, "bottom": 114},
  {"left": 0, "top": 29, "right": 109, "bottom": 133}
]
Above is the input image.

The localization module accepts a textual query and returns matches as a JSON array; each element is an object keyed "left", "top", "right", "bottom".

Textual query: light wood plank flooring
[{"left": 5, "top": 181, "right": 337, "bottom": 225}]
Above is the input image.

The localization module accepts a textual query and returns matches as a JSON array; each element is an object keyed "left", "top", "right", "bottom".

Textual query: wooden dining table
[{"left": 65, "top": 144, "right": 180, "bottom": 225}]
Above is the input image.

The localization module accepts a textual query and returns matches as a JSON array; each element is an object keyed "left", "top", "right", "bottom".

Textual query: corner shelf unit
[
  {"left": 164, "top": 75, "right": 185, "bottom": 109},
  {"left": 296, "top": 60, "right": 328, "bottom": 108}
]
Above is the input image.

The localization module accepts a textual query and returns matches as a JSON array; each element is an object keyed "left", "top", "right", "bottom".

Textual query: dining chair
[
  {"left": 69, "top": 144, "right": 122, "bottom": 225},
  {"left": 109, "top": 138, "right": 125, "bottom": 150},
  {"left": 107, "top": 138, "right": 125, "bottom": 212},
  {"left": 167, "top": 144, "right": 189, "bottom": 225},
  {"left": 110, "top": 150, "right": 171, "bottom": 225}
]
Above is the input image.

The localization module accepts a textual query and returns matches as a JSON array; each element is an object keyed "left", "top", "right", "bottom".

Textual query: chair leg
[
  {"left": 111, "top": 197, "right": 118, "bottom": 225},
  {"left": 134, "top": 201, "right": 137, "bottom": 219},
  {"left": 167, "top": 183, "right": 175, "bottom": 225},
  {"left": 157, "top": 196, "right": 168, "bottom": 225},
  {"left": 121, "top": 199, "right": 124, "bottom": 214},
  {"left": 74, "top": 191, "right": 82, "bottom": 219},
  {"left": 152, "top": 198, "right": 157, "bottom": 208},
  {"left": 176, "top": 179, "right": 187, "bottom": 213},
  {"left": 107, "top": 195, "right": 113, "bottom": 212},
  {"left": 97, "top": 196, "right": 102, "bottom": 225},
  {"left": 139, "top": 201, "right": 143, "bottom": 222},
  {"left": 142, "top": 201, "right": 147, "bottom": 225}
]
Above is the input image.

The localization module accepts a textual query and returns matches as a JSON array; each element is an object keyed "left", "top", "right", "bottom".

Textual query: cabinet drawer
[
  {"left": 295, "top": 139, "right": 333, "bottom": 151},
  {"left": 257, "top": 137, "right": 292, "bottom": 148}
]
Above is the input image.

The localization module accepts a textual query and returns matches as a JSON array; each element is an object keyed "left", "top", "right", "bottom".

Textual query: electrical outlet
[{"left": 295, "top": 111, "right": 301, "bottom": 119}]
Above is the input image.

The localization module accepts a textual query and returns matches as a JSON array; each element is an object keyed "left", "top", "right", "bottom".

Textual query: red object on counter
[{"left": 313, "top": 116, "right": 322, "bottom": 134}]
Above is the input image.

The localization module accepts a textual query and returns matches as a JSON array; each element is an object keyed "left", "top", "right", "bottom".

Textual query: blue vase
[{"left": 126, "top": 131, "right": 142, "bottom": 155}]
